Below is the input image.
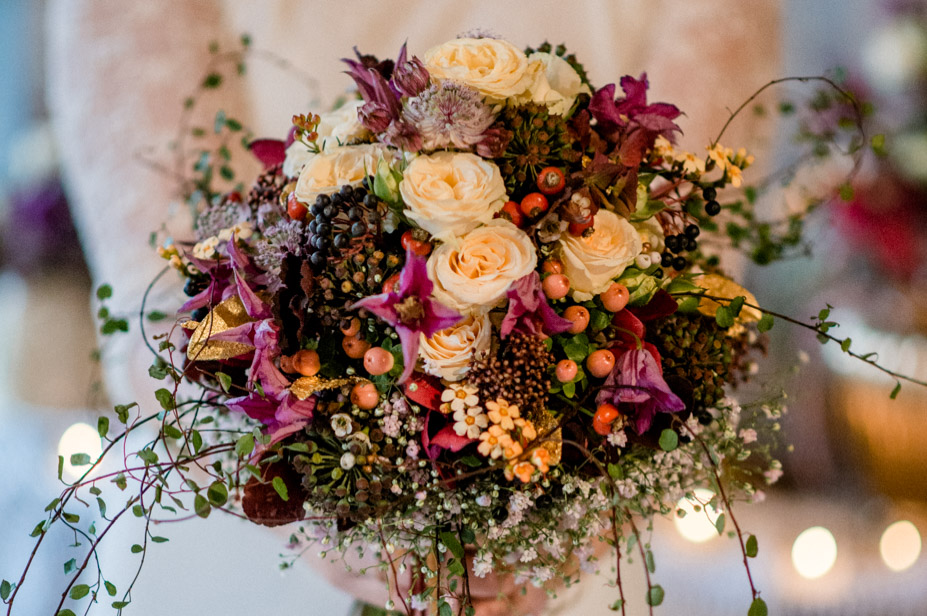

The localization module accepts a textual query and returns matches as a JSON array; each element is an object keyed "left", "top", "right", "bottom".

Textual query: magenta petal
[
  {"left": 421, "top": 300, "right": 463, "bottom": 337},
  {"left": 275, "top": 394, "right": 316, "bottom": 427},
  {"left": 398, "top": 249, "right": 433, "bottom": 298},
  {"left": 249, "top": 138, "right": 287, "bottom": 168},
  {"left": 430, "top": 425, "right": 475, "bottom": 452},
  {"left": 352, "top": 292, "right": 399, "bottom": 325},
  {"left": 180, "top": 280, "right": 220, "bottom": 313},
  {"left": 396, "top": 325, "right": 419, "bottom": 384},
  {"left": 234, "top": 268, "right": 271, "bottom": 319},
  {"left": 225, "top": 393, "right": 278, "bottom": 424}
]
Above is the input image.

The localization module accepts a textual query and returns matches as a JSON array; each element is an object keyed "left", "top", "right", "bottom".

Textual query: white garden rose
[
  {"left": 558, "top": 209, "right": 643, "bottom": 301},
  {"left": 294, "top": 143, "right": 391, "bottom": 204},
  {"left": 419, "top": 313, "right": 491, "bottom": 382},
  {"left": 428, "top": 220, "right": 537, "bottom": 312},
  {"left": 519, "top": 52, "right": 591, "bottom": 116},
  {"left": 423, "top": 37, "right": 531, "bottom": 101},
  {"left": 400, "top": 152, "right": 507, "bottom": 241},
  {"left": 283, "top": 101, "right": 369, "bottom": 177}
]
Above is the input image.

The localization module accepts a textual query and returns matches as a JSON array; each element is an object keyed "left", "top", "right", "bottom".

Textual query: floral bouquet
[{"left": 5, "top": 34, "right": 911, "bottom": 616}]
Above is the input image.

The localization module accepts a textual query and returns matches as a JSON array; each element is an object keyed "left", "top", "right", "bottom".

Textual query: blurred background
[{"left": 1, "top": 0, "right": 926, "bottom": 614}]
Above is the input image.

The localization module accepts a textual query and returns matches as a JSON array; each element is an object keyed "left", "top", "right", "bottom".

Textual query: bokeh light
[
  {"left": 880, "top": 521, "right": 921, "bottom": 572},
  {"left": 674, "top": 488, "right": 721, "bottom": 543},
  {"left": 792, "top": 526, "right": 838, "bottom": 579},
  {"left": 57, "top": 422, "right": 102, "bottom": 481}
]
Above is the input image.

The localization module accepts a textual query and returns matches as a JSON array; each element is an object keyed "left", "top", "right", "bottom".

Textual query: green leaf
[
  {"left": 609, "top": 599, "right": 625, "bottom": 611},
  {"left": 150, "top": 536, "right": 169, "bottom": 544},
  {"left": 235, "top": 434, "right": 255, "bottom": 458},
  {"left": 563, "top": 380, "right": 576, "bottom": 398},
  {"left": 646, "top": 585, "right": 665, "bottom": 606},
  {"left": 162, "top": 424, "right": 183, "bottom": 439},
  {"left": 746, "top": 534, "right": 758, "bottom": 558},
  {"left": 130, "top": 544, "right": 144, "bottom": 554},
  {"left": 440, "top": 531, "right": 465, "bottom": 560},
  {"left": 57, "top": 455, "right": 64, "bottom": 480},
  {"left": 748, "top": 597, "right": 768, "bottom": 616},
  {"left": 190, "top": 429, "right": 203, "bottom": 453},
  {"left": 146, "top": 310, "right": 167, "bottom": 322},
  {"left": 438, "top": 600, "right": 453, "bottom": 616},
  {"left": 272, "top": 476, "right": 289, "bottom": 502},
  {"left": 459, "top": 455, "right": 482, "bottom": 468},
  {"left": 63, "top": 558, "right": 77, "bottom": 574},
  {"left": 214, "top": 110, "right": 227, "bottom": 134},
  {"left": 69, "top": 584, "right": 90, "bottom": 600},
  {"left": 97, "top": 416, "right": 109, "bottom": 438},
  {"left": 104, "top": 580, "right": 117, "bottom": 597},
  {"left": 818, "top": 307, "right": 831, "bottom": 322},
  {"left": 114, "top": 473, "right": 127, "bottom": 491},
  {"left": 154, "top": 388, "right": 175, "bottom": 411},
  {"left": 715, "top": 305, "right": 734, "bottom": 329},
  {"left": 561, "top": 332, "right": 590, "bottom": 363},
  {"left": 137, "top": 448, "right": 159, "bottom": 465},
  {"left": 870, "top": 133, "right": 887, "bottom": 157},
  {"left": 57, "top": 611, "right": 76, "bottom": 616},
  {"left": 1, "top": 579, "right": 12, "bottom": 601},
  {"left": 62, "top": 512, "right": 80, "bottom": 524},
  {"left": 202, "top": 72, "right": 222, "bottom": 88},
  {"left": 645, "top": 549, "right": 656, "bottom": 574},
  {"left": 207, "top": 481, "right": 228, "bottom": 507},
  {"left": 114, "top": 403, "right": 136, "bottom": 424},
  {"left": 840, "top": 338, "right": 852, "bottom": 352},
  {"left": 96, "top": 284, "right": 113, "bottom": 300},
  {"left": 460, "top": 527, "right": 476, "bottom": 544},
  {"left": 715, "top": 513, "right": 726, "bottom": 534},
  {"left": 839, "top": 183, "right": 854, "bottom": 202},
  {"left": 111, "top": 602, "right": 130, "bottom": 609},
  {"left": 194, "top": 494, "right": 211, "bottom": 519},
  {"left": 97, "top": 498, "right": 107, "bottom": 518},
  {"left": 70, "top": 453, "right": 91, "bottom": 466},
  {"left": 607, "top": 463, "right": 623, "bottom": 481},
  {"left": 729, "top": 296, "right": 746, "bottom": 317},
  {"left": 216, "top": 371, "right": 232, "bottom": 392},
  {"left": 891, "top": 381, "right": 902, "bottom": 400},
  {"left": 225, "top": 118, "right": 243, "bottom": 131},
  {"left": 658, "top": 429, "right": 678, "bottom": 452},
  {"left": 757, "top": 313, "right": 774, "bottom": 333}
]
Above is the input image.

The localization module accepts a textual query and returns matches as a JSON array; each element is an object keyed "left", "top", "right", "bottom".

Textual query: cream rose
[
  {"left": 283, "top": 100, "right": 369, "bottom": 177},
  {"left": 419, "top": 313, "right": 491, "bottom": 381},
  {"left": 428, "top": 220, "right": 537, "bottom": 312},
  {"left": 423, "top": 37, "right": 531, "bottom": 101},
  {"left": 519, "top": 52, "right": 591, "bottom": 116},
  {"left": 558, "top": 209, "right": 642, "bottom": 301},
  {"left": 400, "top": 152, "right": 507, "bottom": 241},
  {"left": 294, "top": 143, "right": 390, "bottom": 204}
]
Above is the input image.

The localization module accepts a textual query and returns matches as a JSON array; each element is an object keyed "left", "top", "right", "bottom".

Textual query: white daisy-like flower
[
  {"left": 330, "top": 413, "right": 353, "bottom": 438},
  {"left": 439, "top": 382, "right": 480, "bottom": 414},
  {"left": 453, "top": 405, "right": 488, "bottom": 439}
]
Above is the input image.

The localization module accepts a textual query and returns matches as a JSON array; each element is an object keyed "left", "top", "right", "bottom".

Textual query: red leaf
[
  {"left": 403, "top": 373, "right": 444, "bottom": 410},
  {"left": 249, "top": 139, "right": 286, "bottom": 168},
  {"left": 612, "top": 308, "right": 645, "bottom": 345},
  {"left": 629, "top": 289, "right": 678, "bottom": 322},
  {"left": 429, "top": 425, "right": 474, "bottom": 452}
]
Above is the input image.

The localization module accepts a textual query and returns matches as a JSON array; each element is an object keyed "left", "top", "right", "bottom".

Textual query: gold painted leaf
[{"left": 186, "top": 296, "right": 255, "bottom": 361}]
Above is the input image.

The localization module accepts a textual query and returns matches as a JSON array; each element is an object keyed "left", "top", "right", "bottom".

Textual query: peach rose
[
  {"left": 558, "top": 209, "right": 642, "bottom": 301},
  {"left": 400, "top": 152, "right": 507, "bottom": 240},
  {"left": 423, "top": 37, "right": 531, "bottom": 101},
  {"left": 428, "top": 220, "right": 537, "bottom": 312},
  {"left": 294, "top": 143, "right": 391, "bottom": 204},
  {"left": 419, "top": 313, "right": 491, "bottom": 381},
  {"left": 518, "top": 52, "right": 591, "bottom": 116}
]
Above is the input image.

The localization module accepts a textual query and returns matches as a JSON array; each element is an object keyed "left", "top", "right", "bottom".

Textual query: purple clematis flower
[
  {"left": 181, "top": 236, "right": 271, "bottom": 320},
  {"left": 595, "top": 348, "right": 685, "bottom": 434},
  {"left": 352, "top": 249, "right": 462, "bottom": 383},
  {"left": 500, "top": 271, "right": 572, "bottom": 339},
  {"left": 343, "top": 55, "right": 402, "bottom": 133}
]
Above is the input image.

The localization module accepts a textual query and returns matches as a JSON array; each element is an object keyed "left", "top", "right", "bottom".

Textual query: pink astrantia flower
[
  {"left": 500, "top": 271, "right": 572, "bottom": 339},
  {"left": 595, "top": 348, "right": 685, "bottom": 434},
  {"left": 403, "top": 81, "right": 497, "bottom": 152},
  {"left": 352, "top": 249, "right": 462, "bottom": 383}
]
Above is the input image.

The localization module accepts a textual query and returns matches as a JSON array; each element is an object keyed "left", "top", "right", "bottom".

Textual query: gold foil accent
[
  {"left": 289, "top": 375, "right": 362, "bottom": 400},
  {"left": 186, "top": 296, "right": 256, "bottom": 361},
  {"left": 530, "top": 409, "right": 563, "bottom": 466},
  {"left": 695, "top": 273, "right": 762, "bottom": 336}
]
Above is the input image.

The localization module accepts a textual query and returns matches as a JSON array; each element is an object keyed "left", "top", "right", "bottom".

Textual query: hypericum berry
[
  {"left": 563, "top": 306, "right": 590, "bottom": 334},
  {"left": 672, "top": 256, "right": 687, "bottom": 271},
  {"left": 705, "top": 200, "right": 722, "bottom": 216},
  {"left": 401, "top": 230, "right": 432, "bottom": 256},
  {"left": 536, "top": 166, "right": 566, "bottom": 195},
  {"left": 568, "top": 219, "right": 594, "bottom": 236},
  {"left": 600, "top": 282, "right": 630, "bottom": 312},
  {"left": 542, "top": 260, "right": 563, "bottom": 274},
  {"left": 287, "top": 193, "right": 307, "bottom": 221},
  {"left": 702, "top": 186, "right": 717, "bottom": 202},
  {"left": 593, "top": 403, "right": 620, "bottom": 435},
  {"left": 684, "top": 224, "right": 700, "bottom": 239},
  {"left": 586, "top": 349, "right": 616, "bottom": 378},
  {"left": 555, "top": 359, "right": 578, "bottom": 382},
  {"left": 542, "top": 274, "right": 570, "bottom": 300},
  {"left": 499, "top": 200, "right": 524, "bottom": 226},
  {"left": 520, "top": 192, "right": 549, "bottom": 218}
]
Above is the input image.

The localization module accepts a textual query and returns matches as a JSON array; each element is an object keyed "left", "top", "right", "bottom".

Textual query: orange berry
[
  {"left": 342, "top": 335, "right": 371, "bottom": 359},
  {"left": 340, "top": 317, "right": 361, "bottom": 337},
  {"left": 586, "top": 349, "right": 616, "bottom": 378},
  {"left": 542, "top": 260, "right": 563, "bottom": 274},
  {"left": 563, "top": 306, "right": 590, "bottom": 334},
  {"left": 555, "top": 359, "right": 578, "bottom": 383},
  {"left": 291, "top": 349, "right": 320, "bottom": 377},
  {"left": 363, "top": 347, "right": 395, "bottom": 375},
  {"left": 350, "top": 382, "right": 380, "bottom": 409},
  {"left": 600, "top": 283, "right": 630, "bottom": 312},
  {"left": 542, "top": 274, "right": 570, "bottom": 300}
]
